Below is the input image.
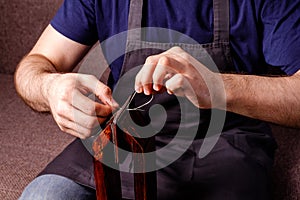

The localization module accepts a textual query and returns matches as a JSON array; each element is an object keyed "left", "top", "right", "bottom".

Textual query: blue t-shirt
[{"left": 51, "top": 0, "right": 300, "bottom": 83}]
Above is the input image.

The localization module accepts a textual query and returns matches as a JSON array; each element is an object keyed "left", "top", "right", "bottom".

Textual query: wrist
[
  {"left": 221, "top": 74, "right": 245, "bottom": 112},
  {"left": 40, "top": 73, "right": 61, "bottom": 111},
  {"left": 207, "top": 73, "right": 233, "bottom": 110}
]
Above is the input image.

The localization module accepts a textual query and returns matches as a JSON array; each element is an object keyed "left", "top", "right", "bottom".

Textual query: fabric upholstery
[
  {"left": 271, "top": 125, "right": 300, "bottom": 199},
  {"left": 0, "top": 1, "right": 74, "bottom": 199},
  {"left": 0, "top": 74, "right": 74, "bottom": 199},
  {"left": 0, "top": 0, "right": 299, "bottom": 199},
  {"left": 0, "top": 0, "right": 62, "bottom": 74}
]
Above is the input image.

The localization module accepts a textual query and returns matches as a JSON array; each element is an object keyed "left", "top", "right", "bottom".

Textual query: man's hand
[
  {"left": 45, "top": 73, "right": 118, "bottom": 139},
  {"left": 135, "top": 46, "right": 300, "bottom": 128},
  {"left": 135, "top": 46, "right": 226, "bottom": 109},
  {"left": 15, "top": 25, "right": 120, "bottom": 139}
]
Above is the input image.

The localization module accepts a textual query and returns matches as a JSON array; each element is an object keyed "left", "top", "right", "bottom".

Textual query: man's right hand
[
  {"left": 45, "top": 73, "right": 118, "bottom": 139},
  {"left": 15, "top": 25, "right": 120, "bottom": 139}
]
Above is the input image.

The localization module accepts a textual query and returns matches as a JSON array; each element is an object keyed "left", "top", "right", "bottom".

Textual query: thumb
[{"left": 77, "top": 74, "right": 119, "bottom": 108}]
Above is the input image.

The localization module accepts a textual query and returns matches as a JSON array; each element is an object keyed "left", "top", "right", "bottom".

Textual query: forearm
[
  {"left": 14, "top": 54, "right": 59, "bottom": 112},
  {"left": 224, "top": 73, "right": 300, "bottom": 128}
]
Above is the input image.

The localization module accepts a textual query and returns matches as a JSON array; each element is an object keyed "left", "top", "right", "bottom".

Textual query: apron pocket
[
  {"left": 156, "top": 136, "right": 195, "bottom": 182},
  {"left": 222, "top": 132, "right": 275, "bottom": 171}
]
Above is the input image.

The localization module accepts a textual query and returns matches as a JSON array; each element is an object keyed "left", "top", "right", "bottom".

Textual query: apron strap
[
  {"left": 127, "top": 0, "right": 230, "bottom": 43},
  {"left": 127, "top": 0, "right": 143, "bottom": 42},
  {"left": 213, "top": 0, "right": 230, "bottom": 43}
]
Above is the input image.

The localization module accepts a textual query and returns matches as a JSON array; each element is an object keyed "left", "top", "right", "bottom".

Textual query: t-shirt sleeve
[
  {"left": 50, "top": 0, "right": 98, "bottom": 46},
  {"left": 261, "top": 1, "right": 300, "bottom": 75}
]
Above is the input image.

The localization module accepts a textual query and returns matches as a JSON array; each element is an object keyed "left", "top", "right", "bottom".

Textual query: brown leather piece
[{"left": 92, "top": 109, "right": 156, "bottom": 200}]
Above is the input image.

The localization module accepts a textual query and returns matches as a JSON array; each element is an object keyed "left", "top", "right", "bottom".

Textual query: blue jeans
[{"left": 19, "top": 174, "right": 96, "bottom": 200}]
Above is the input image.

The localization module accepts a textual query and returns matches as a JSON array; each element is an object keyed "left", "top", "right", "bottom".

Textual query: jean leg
[{"left": 19, "top": 174, "right": 96, "bottom": 200}]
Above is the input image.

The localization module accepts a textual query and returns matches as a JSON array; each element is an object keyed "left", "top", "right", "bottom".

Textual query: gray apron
[
  {"left": 114, "top": 0, "right": 234, "bottom": 141},
  {"left": 112, "top": 0, "right": 276, "bottom": 199},
  {"left": 41, "top": 0, "right": 277, "bottom": 199}
]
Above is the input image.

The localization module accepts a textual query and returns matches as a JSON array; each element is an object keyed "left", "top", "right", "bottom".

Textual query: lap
[
  {"left": 21, "top": 133, "right": 274, "bottom": 200},
  {"left": 156, "top": 136, "right": 273, "bottom": 200},
  {"left": 19, "top": 174, "right": 96, "bottom": 200}
]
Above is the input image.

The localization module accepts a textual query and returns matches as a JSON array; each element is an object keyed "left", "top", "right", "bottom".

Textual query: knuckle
[
  {"left": 81, "top": 134, "right": 89, "bottom": 140},
  {"left": 84, "top": 74, "right": 97, "bottom": 82},
  {"left": 179, "top": 52, "right": 189, "bottom": 61},
  {"left": 82, "top": 120, "right": 91, "bottom": 129},
  {"left": 54, "top": 85, "right": 71, "bottom": 101},
  {"left": 145, "top": 55, "right": 156, "bottom": 64},
  {"left": 87, "top": 74, "right": 97, "bottom": 80},
  {"left": 58, "top": 124, "right": 67, "bottom": 132},
  {"left": 63, "top": 129, "right": 72, "bottom": 135},
  {"left": 56, "top": 117, "right": 64, "bottom": 126},
  {"left": 56, "top": 102, "right": 68, "bottom": 116},
  {"left": 102, "top": 86, "right": 111, "bottom": 95},
  {"left": 171, "top": 46, "right": 182, "bottom": 51},
  {"left": 158, "top": 56, "right": 170, "bottom": 67},
  {"left": 73, "top": 131, "right": 84, "bottom": 139},
  {"left": 85, "top": 105, "right": 96, "bottom": 116},
  {"left": 57, "top": 117, "right": 71, "bottom": 131},
  {"left": 81, "top": 129, "right": 93, "bottom": 139},
  {"left": 80, "top": 135, "right": 87, "bottom": 140},
  {"left": 170, "top": 46, "right": 183, "bottom": 52},
  {"left": 86, "top": 118, "right": 97, "bottom": 129},
  {"left": 96, "top": 82, "right": 111, "bottom": 95},
  {"left": 165, "top": 81, "right": 173, "bottom": 91},
  {"left": 176, "top": 75, "right": 185, "bottom": 85},
  {"left": 62, "top": 78, "right": 77, "bottom": 91}
]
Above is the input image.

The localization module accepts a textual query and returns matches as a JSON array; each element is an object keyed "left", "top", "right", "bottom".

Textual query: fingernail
[
  {"left": 167, "top": 89, "right": 173, "bottom": 95},
  {"left": 153, "top": 84, "right": 160, "bottom": 91},
  {"left": 135, "top": 86, "right": 142, "bottom": 93},
  {"left": 144, "top": 89, "right": 150, "bottom": 95}
]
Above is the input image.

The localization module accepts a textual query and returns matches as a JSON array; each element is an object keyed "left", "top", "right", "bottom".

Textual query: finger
[
  {"left": 165, "top": 74, "right": 201, "bottom": 107},
  {"left": 57, "top": 110, "right": 108, "bottom": 138},
  {"left": 94, "top": 103, "right": 112, "bottom": 118},
  {"left": 71, "top": 90, "right": 99, "bottom": 116},
  {"left": 96, "top": 116, "right": 109, "bottom": 125},
  {"left": 56, "top": 116, "right": 95, "bottom": 139},
  {"left": 59, "top": 125, "right": 93, "bottom": 139},
  {"left": 72, "top": 90, "right": 112, "bottom": 117},
  {"left": 165, "top": 74, "right": 188, "bottom": 96},
  {"left": 58, "top": 125, "right": 83, "bottom": 139},
  {"left": 56, "top": 102, "right": 101, "bottom": 129},
  {"left": 77, "top": 75, "right": 118, "bottom": 108},
  {"left": 139, "top": 63, "right": 155, "bottom": 95},
  {"left": 167, "top": 46, "right": 212, "bottom": 77},
  {"left": 71, "top": 108, "right": 102, "bottom": 129},
  {"left": 135, "top": 55, "right": 159, "bottom": 95},
  {"left": 135, "top": 70, "right": 143, "bottom": 93},
  {"left": 152, "top": 56, "right": 183, "bottom": 91}
]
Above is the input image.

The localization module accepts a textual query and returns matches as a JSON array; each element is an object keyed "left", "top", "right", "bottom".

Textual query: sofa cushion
[
  {"left": 271, "top": 125, "right": 300, "bottom": 200},
  {"left": 0, "top": 74, "right": 74, "bottom": 199},
  {"left": 0, "top": 0, "right": 63, "bottom": 74}
]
